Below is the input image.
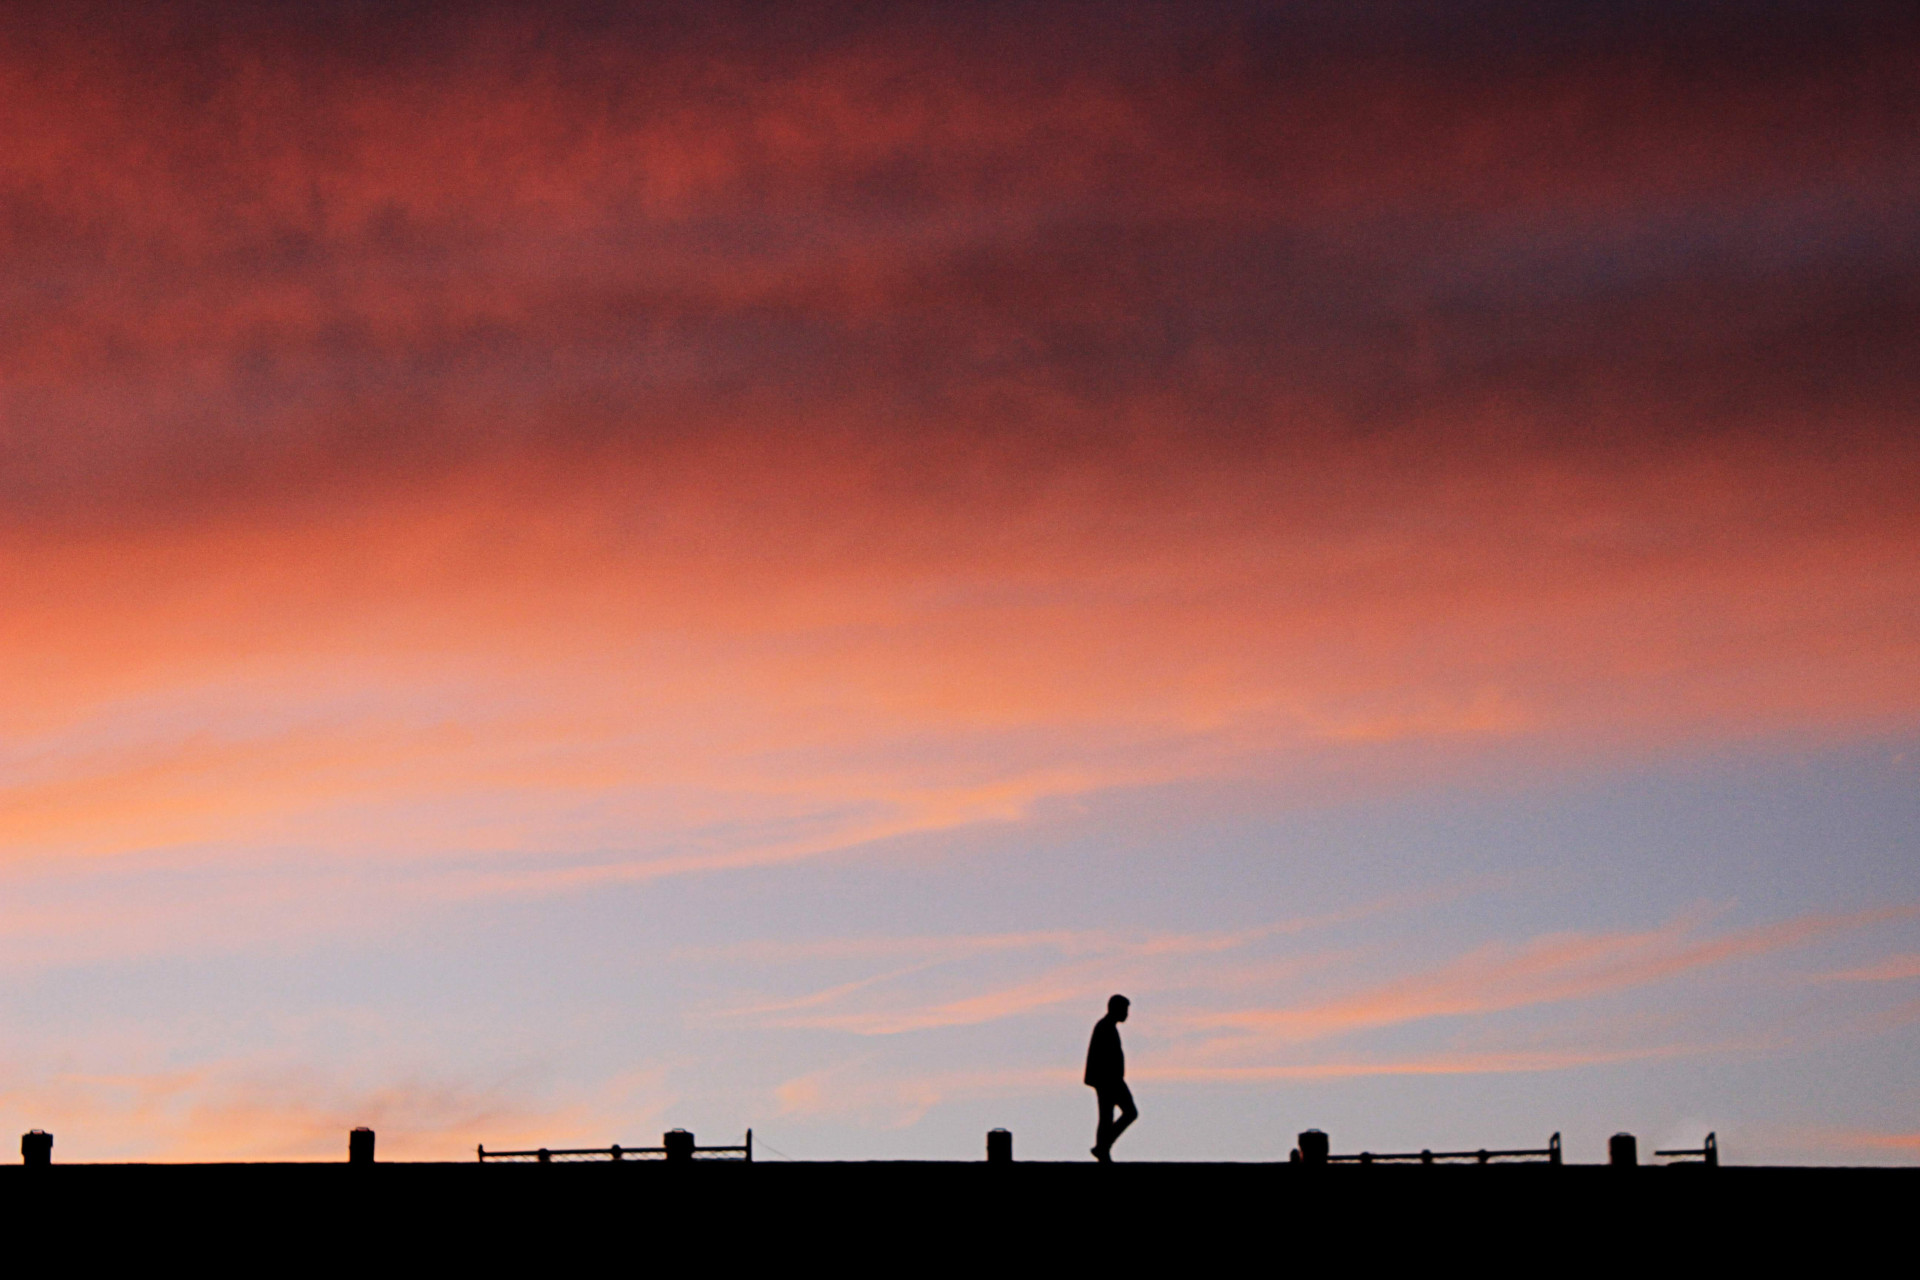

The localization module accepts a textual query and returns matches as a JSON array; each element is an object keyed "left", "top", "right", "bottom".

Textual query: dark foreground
[{"left": 4, "top": 1161, "right": 1911, "bottom": 1262}]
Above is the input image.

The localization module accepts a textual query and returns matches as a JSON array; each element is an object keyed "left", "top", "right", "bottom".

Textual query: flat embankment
[{"left": 2, "top": 1161, "right": 1910, "bottom": 1259}]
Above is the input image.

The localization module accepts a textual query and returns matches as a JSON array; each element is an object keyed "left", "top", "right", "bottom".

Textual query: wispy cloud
[
  {"left": 1817, "top": 954, "right": 1920, "bottom": 983},
  {"left": 1188, "top": 907, "right": 1915, "bottom": 1046},
  {"left": 700, "top": 885, "right": 1485, "bottom": 1032},
  {"left": 1135, "top": 1043, "right": 1709, "bottom": 1082}
]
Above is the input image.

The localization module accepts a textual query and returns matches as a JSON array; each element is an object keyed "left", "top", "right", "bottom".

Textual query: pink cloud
[
  {"left": 1191, "top": 907, "right": 1917, "bottom": 1045},
  {"left": 1818, "top": 954, "right": 1920, "bottom": 983}
]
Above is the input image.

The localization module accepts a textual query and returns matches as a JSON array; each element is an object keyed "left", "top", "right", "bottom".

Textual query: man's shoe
[{"left": 1092, "top": 1146, "right": 1111, "bottom": 1163}]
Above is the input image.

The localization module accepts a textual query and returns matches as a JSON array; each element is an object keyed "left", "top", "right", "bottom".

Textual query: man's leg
[
  {"left": 1093, "top": 1089, "right": 1116, "bottom": 1160},
  {"left": 1107, "top": 1083, "right": 1138, "bottom": 1149}
]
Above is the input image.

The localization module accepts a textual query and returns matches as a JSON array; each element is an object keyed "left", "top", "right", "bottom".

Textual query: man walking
[{"left": 1084, "top": 994, "right": 1137, "bottom": 1161}]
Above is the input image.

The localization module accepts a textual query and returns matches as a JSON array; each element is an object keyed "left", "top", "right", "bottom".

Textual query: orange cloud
[
  {"left": 0, "top": 1060, "right": 667, "bottom": 1162},
  {"left": 1845, "top": 1131, "right": 1920, "bottom": 1151},
  {"left": 0, "top": 3, "right": 1916, "bottom": 888},
  {"left": 4, "top": 434, "right": 1917, "bottom": 882}
]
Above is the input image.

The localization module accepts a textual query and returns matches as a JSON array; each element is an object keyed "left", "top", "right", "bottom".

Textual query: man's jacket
[{"left": 1084, "top": 1016, "right": 1124, "bottom": 1088}]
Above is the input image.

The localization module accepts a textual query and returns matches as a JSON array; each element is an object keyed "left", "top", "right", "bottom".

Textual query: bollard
[
  {"left": 1298, "top": 1130, "right": 1329, "bottom": 1167},
  {"left": 986, "top": 1129, "right": 1013, "bottom": 1163},
  {"left": 1610, "top": 1133, "right": 1638, "bottom": 1167},
  {"left": 21, "top": 1130, "right": 52, "bottom": 1167},
  {"left": 664, "top": 1129, "right": 695, "bottom": 1162},
  {"left": 348, "top": 1127, "right": 375, "bottom": 1165}
]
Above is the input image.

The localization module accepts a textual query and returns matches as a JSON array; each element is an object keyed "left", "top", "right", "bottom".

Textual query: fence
[
  {"left": 478, "top": 1129, "right": 752, "bottom": 1164},
  {"left": 1323, "top": 1132, "right": 1562, "bottom": 1166},
  {"left": 1654, "top": 1133, "right": 1717, "bottom": 1167}
]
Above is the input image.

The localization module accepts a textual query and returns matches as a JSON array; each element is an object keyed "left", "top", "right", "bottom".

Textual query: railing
[
  {"left": 1654, "top": 1132, "right": 1717, "bottom": 1167},
  {"left": 1329, "top": 1133, "right": 1562, "bottom": 1166},
  {"left": 478, "top": 1129, "right": 752, "bottom": 1164}
]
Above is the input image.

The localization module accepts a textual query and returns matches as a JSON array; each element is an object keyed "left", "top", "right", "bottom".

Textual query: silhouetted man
[{"left": 1085, "top": 994, "right": 1137, "bottom": 1161}]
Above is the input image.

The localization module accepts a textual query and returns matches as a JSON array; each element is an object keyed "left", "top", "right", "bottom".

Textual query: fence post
[
  {"left": 1704, "top": 1133, "right": 1718, "bottom": 1167},
  {"left": 664, "top": 1129, "right": 695, "bottom": 1162},
  {"left": 746, "top": 1129, "right": 753, "bottom": 1163},
  {"left": 1550, "top": 1133, "right": 1562, "bottom": 1166},
  {"left": 349, "top": 1127, "right": 375, "bottom": 1165},
  {"left": 538, "top": 1148, "right": 551, "bottom": 1164},
  {"left": 21, "top": 1130, "right": 51, "bottom": 1167},
  {"left": 1609, "top": 1133, "right": 1637, "bottom": 1167},
  {"left": 1298, "top": 1130, "right": 1328, "bottom": 1167}
]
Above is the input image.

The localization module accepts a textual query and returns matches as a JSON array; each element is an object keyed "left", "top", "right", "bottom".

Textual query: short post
[
  {"left": 21, "top": 1130, "right": 52, "bottom": 1167},
  {"left": 348, "top": 1127, "right": 375, "bottom": 1165},
  {"left": 537, "top": 1148, "right": 551, "bottom": 1164},
  {"left": 1550, "top": 1133, "right": 1563, "bottom": 1167},
  {"left": 745, "top": 1129, "right": 753, "bottom": 1163},
  {"left": 1298, "top": 1129, "right": 1328, "bottom": 1167},
  {"left": 1610, "top": 1133, "right": 1637, "bottom": 1167},
  {"left": 986, "top": 1129, "right": 1013, "bottom": 1163},
  {"left": 1704, "top": 1132, "right": 1718, "bottom": 1167},
  {"left": 664, "top": 1129, "right": 695, "bottom": 1162}
]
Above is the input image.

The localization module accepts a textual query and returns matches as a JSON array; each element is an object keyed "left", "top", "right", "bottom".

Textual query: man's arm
[{"left": 1085, "top": 1019, "right": 1118, "bottom": 1085}]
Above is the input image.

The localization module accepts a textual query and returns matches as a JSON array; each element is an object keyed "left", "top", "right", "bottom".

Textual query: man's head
[{"left": 1108, "top": 994, "right": 1130, "bottom": 1021}]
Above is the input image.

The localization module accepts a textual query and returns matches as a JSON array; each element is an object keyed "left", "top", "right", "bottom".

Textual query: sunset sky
[{"left": 3, "top": 0, "right": 1918, "bottom": 1164}]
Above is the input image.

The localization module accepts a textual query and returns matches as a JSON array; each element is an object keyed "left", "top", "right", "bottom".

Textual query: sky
[{"left": 2, "top": 0, "right": 1918, "bottom": 1164}]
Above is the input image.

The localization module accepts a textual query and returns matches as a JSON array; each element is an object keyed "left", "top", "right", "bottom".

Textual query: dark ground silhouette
[{"left": 4, "top": 1159, "right": 1911, "bottom": 1264}]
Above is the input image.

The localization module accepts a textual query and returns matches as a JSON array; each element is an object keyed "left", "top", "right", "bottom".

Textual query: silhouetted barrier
[
  {"left": 349, "top": 1127, "right": 375, "bottom": 1165},
  {"left": 1326, "top": 1132, "right": 1562, "bottom": 1166},
  {"left": 987, "top": 1129, "right": 1013, "bottom": 1162},
  {"left": 477, "top": 1130, "right": 752, "bottom": 1163},
  {"left": 1297, "top": 1129, "right": 1329, "bottom": 1165},
  {"left": 1655, "top": 1133, "right": 1717, "bottom": 1166},
  {"left": 21, "top": 1130, "right": 51, "bottom": 1167},
  {"left": 1610, "top": 1133, "right": 1638, "bottom": 1166}
]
